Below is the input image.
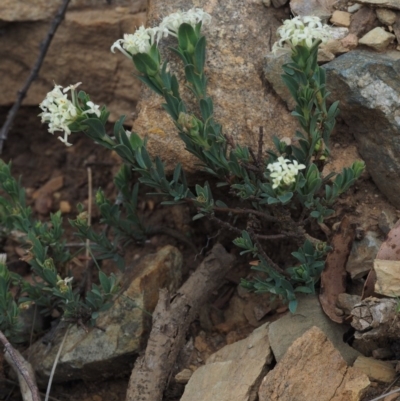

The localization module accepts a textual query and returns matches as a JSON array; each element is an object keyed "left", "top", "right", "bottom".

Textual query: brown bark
[
  {"left": 125, "top": 244, "right": 236, "bottom": 401},
  {"left": 319, "top": 216, "right": 355, "bottom": 323}
]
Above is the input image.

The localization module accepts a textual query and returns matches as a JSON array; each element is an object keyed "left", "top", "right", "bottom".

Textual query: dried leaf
[{"left": 319, "top": 216, "right": 355, "bottom": 323}]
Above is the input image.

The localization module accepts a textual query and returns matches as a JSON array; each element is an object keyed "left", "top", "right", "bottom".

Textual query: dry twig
[
  {"left": 0, "top": 0, "right": 72, "bottom": 153},
  {"left": 125, "top": 244, "right": 235, "bottom": 401},
  {"left": 0, "top": 330, "right": 41, "bottom": 401}
]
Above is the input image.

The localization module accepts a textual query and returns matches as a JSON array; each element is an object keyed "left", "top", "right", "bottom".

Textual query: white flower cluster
[
  {"left": 39, "top": 83, "right": 100, "bottom": 146},
  {"left": 267, "top": 156, "right": 306, "bottom": 189},
  {"left": 272, "top": 16, "right": 331, "bottom": 53},
  {"left": 157, "top": 8, "right": 212, "bottom": 39},
  {"left": 111, "top": 8, "right": 211, "bottom": 58},
  {"left": 111, "top": 26, "right": 158, "bottom": 58}
]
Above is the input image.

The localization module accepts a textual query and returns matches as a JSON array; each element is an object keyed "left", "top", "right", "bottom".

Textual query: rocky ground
[{"left": 2, "top": 0, "right": 400, "bottom": 400}]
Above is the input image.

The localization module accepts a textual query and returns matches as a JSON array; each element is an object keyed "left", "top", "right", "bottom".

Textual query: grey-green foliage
[
  {"left": 0, "top": 160, "right": 123, "bottom": 339},
  {"left": 52, "top": 23, "right": 364, "bottom": 312}
]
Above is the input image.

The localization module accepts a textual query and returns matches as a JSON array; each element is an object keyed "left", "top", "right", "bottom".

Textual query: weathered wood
[{"left": 125, "top": 244, "right": 236, "bottom": 401}]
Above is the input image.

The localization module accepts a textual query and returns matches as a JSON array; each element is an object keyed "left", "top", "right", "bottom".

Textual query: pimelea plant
[
  {"left": 0, "top": 10, "right": 365, "bottom": 338},
  {"left": 0, "top": 160, "right": 120, "bottom": 339}
]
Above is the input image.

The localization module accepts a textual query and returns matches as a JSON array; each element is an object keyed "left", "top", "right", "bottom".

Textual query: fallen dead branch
[
  {"left": 0, "top": 330, "right": 41, "bottom": 401},
  {"left": 125, "top": 243, "right": 236, "bottom": 401},
  {"left": 319, "top": 216, "right": 355, "bottom": 323},
  {"left": 0, "top": 0, "right": 71, "bottom": 153}
]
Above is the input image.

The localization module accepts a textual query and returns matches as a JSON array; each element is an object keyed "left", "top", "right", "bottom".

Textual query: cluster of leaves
[
  {"left": 0, "top": 258, "right": 22, "bottom": 340},
  {"left": 68, "top": 22, "right": 364, "bottom": 310},
  {"left": 0, "top": 160, "right": 128, "bottom": 339}
]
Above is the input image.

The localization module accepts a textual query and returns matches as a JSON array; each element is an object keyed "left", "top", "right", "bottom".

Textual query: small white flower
[
  {"left": 267, "top": 157, "right": 305, "bottom": 189},
  {"left": 39, "top": 83, "right": 101, "bottom": 146},
  {"left": 39, "top": 84, "right": 80, "bottom": 146},
  {"left": 157, "top": 8, "right": 211, "bottom": 41},
  {"left": 0, "top": 253, "right": 7, "bottom": 265},
  {"left": 57, "top": 276, "right": 74, "bottom": 286},
  {"left": 272, "top": 16, "right": 331, "bottom": 53},
  {"left": 111, "top": 26, "right": 158, "bottom": 58},
  {"left": 84, "top": 101, "right": 101, "bottom": 117}
]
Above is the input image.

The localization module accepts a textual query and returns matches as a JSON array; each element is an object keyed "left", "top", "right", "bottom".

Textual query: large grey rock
[
  {"left": 132, "top": 1, "right": 297, "bottom": 172},
  {"left": 181, "top": 322, "right": 273, "bottom": 401},
  {"left": 268, "top": 295, "right": 360, "bottom": 365},
  {"left": 28, "top": 245, "right": 182, "bottom": 384},
  {"left": 324, "top": 50, "right": 400, "bottom": 208}
]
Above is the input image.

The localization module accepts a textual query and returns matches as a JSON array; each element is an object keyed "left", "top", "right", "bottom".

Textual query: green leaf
[
  {"left": 178, "top": 23, "right": 197, "bottom": 53},
  {"left": 99, "top": 271, "right": 111, "bottom": 294},
  {"left": 194, "top": 35, "right": 206, "bottom": 73},
  {"left": 278, "top": 192, "right": 293, "bottom": 204},
  {"left": 132, "top": 53, "right": 159, "bottom": 76},
  {"left": 288, "top": 299, "right": 298, "bottom": 313}
]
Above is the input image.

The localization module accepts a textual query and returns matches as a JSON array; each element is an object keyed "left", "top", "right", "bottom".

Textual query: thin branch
[
  {"left": 0, "top": 330, "right": 41, "bottom": 401},
  {"left": 248, "top": 228, "right": 290, "bottom": 277},
  {"left": 0, "top": 0, "right": 72, "bottom": 153},
  {"left": 45, "top": 325, "right": 70, "bottom": 401},
  {"left": 212, "top": 206, "right": 279, "bottom": 223}
]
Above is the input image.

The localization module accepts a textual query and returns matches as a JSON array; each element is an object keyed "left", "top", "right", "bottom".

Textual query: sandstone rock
[
  {"left": 350, "top": 6, "right": 379, "bottom": 37},
  {"left": 259, "top": 326, "right": 370, "bottom": 401},
  {"left": 359, "top": 27, "right": 396, "bottom": 51},
  {"left": 355, "top": 0, "right": 400, "bottom": 11},
  {"left": 175, "top": 368, "right": 193, "bottom": 384},
  {"left": 374, "top": 259, "right": 400, "bottom": 296},
  {"left": 322, "top": 39, "right": 350, "bottom": 55},
  {"left": 268, "top": 295, "right": 360, "bottom": 365},
  {"left": 323, "top": 50, "right": 400, "bottom": 208},
  {"left": 32, "top": 175, "right": 64, "bottom": 199},
  {"left": 59, "top": 200, "right": 72, "bottom": 214},
  {"left": 376, "top": 8, "right": 397, "bottom": 25},
  {"left": 290, "top": 0, "right": 334, "bottom": 20},
  {"left": 181, "top": 322, "right": 273, "bottom": 401},
  {"left": 346, "top": 231, "right": 382, "bottom": 279},
  {"left": 28, "top": 245, "right": 182, "bottom": 384},
  {"left": 331, "top": 10, "right": 352, "bottom": 27},
  {"left": 341, "top": 33, "right": 359, "bottom": 50},
  {"left": 354, "top": 356, "right": 396, "bottom": 383},
  {"left": 131, "top": 1, "right": 297, "bottom": 172},
  {"left": 0, "top": 8, "right": 146, "bottom": 125},
  {"left": 0, "top": 0, "right": 146, "bottom": 21}
]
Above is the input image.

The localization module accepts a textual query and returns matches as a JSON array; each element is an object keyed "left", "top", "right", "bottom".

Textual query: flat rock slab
[
  {"left": 181, "top": 322, "right": 272, "bottom": 401},
  {"left": 28, "top": 245, "right": 182, "bottom": 384},
  {"left": 259, "top": 326, "right": 370, "bottom": 401},
  {"left": 268, "top": 295, "right": 360, "bottom": 365}
]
